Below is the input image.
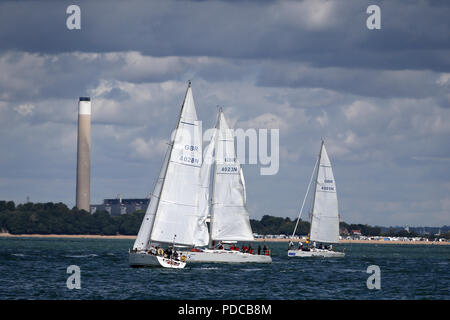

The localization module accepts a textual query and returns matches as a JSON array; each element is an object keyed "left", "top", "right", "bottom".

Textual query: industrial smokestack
[{"left": 76, "top": 97, "right": 91, "bottom": 212}]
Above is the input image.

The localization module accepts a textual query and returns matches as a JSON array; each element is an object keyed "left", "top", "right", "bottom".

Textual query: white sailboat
[
  {"left": 129, "top": 82, "right": 207, "bottom": 268},
  {"left": 180, "top": 109, "right": 272, "bottom": 263},
  {"left": 288, "top": 140, "right": 345, "bottom": 258}
]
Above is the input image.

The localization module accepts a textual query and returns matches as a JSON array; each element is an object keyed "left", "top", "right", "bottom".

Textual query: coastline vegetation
[{"left": 0, "top": 201, "right": 449, "bottom": 240}]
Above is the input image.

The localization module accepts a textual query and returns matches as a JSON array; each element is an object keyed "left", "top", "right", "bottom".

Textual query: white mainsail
[
  {"left": 210, "top": 110, "right": 254, "bottom": 241},
  {"left": 309, "top": 141, "right": 340, "bottom": 243},
  {"left": 133, "top": 82, "right": 205, "bottom": 248}
]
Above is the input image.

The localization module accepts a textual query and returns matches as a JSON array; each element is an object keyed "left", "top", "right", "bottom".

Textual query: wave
[
  {"left": 11, "top": 253, "right": 26, "bottom": 257},
  {"left": 64, "top": 254, "right": 98, "bottom": 258},
  {"left": 243, "top": 268, "right": 263, "bottom": 272}
]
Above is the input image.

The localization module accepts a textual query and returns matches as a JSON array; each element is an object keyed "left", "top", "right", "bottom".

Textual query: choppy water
[{"left": 0, "top": 237, "right": 449, "bottom": 299}]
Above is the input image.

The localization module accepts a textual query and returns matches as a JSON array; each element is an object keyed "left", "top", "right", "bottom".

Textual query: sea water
[{"left": 0, "top": 237, "right": 448, "bottom": 299}]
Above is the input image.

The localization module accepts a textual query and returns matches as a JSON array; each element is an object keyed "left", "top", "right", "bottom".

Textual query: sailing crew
[
  {"left": 166, "top": 247, "right": 173, "bottom": 258},
  {"left": 298, "top": 242, "right": 303, "bottom": 250},
  {"left": 288, "top": 241, "right": 294, "bottom": 250},
  {"left": 257, "top": 245, "right": 261, "bottom": 255}
]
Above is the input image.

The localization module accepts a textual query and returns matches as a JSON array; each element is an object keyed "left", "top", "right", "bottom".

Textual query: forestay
[
  {"left": 310, "top": 142, "right": 340, "bottom": 243},
  {"left": 133, "top": 146, "right": 171, "bottom": 251}
]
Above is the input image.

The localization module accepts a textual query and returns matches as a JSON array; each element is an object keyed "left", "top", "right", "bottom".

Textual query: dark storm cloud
[{"left": 0, "top": 0, "right": 449, "bottom": 71}]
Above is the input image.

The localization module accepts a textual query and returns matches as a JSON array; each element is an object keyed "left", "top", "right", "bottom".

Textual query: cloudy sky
[{"left": 0, "top": 0, "right": 449, "bottom": 227}]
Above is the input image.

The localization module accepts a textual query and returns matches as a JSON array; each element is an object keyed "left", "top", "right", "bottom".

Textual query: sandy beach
[
  {"left": 0, "top": 233, "right": 136, "bottom": 240},
  {"left": 257, "top": 238, "right": 449, "bottom": 245},
  {"left": 0, "top": 233, "right": 448, "bottom": 245}
]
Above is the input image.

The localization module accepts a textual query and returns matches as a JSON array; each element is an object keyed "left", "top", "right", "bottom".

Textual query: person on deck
[{"left": 166, "top": 247, "right": 173, "bottom": 258}]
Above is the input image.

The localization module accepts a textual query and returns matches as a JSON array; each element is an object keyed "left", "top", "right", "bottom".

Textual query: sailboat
[
  {"left": 129, "top": 81, "right": 207, "bottom": 268},
  {"left": 180, "top": 109, "right": 272, "bottom": 263},
  {"left": 288, "top": 140, "right": 345, "bottom": 258}
]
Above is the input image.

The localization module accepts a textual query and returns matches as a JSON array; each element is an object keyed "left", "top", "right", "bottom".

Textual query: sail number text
[
  {"left": 184, "top": 145, "right": 199, "bottom": 152},
  {"left": 179, "top": 155, "right": 200, "bottom": 164},
  {"left": 221, "top": 166, "right": 238, "bottom": 173},
  {"left": 322, "top": 179, "right": 334, "bottom": 191}
]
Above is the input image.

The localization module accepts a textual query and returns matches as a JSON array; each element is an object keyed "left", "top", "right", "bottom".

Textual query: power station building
[{"left": 90, "top": 196, "right": 150, "bottom": 216}]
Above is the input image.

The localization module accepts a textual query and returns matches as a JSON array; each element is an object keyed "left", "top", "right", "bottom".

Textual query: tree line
[
  {"left": 0, "top": 201, "right": 449, "bottom": 239},
  {"left": 0, "top": 201, "right": 144, "bottom": 235}
]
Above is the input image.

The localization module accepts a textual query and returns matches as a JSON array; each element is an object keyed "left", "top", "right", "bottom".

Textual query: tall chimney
[{"left": 76, "top": 97, "right": 91, "bottom": 212}]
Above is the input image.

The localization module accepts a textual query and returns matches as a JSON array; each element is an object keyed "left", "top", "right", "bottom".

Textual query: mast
[
  {"left": 208, "top": 107, "right": 221, "bottom": 248},
  {"left": 309, "top": 140, "right": 324, "bottom": 236}
]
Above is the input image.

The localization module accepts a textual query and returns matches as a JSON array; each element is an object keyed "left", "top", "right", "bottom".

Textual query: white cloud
[
  {"left": 275, "top": 0, "right": 340, "bottom": 31},
  {"left": 14, "top": 104, "right": 34, "bottom": 116},
  {"left": 344, "top": 100, "right": 378, "bottom": 122},
  {"left": 316, "top": 110, "right": 329, "bottom": 127},
  {"left": 436, "top": 73, "right": 450, "bottom": 86},
  {"left": 130, "top": 137, "right": 167, "bottom": 160}
]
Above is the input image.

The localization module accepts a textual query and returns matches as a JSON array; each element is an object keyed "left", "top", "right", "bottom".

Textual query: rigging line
[{"left": 291, "top": 155, "right": 320, "bottom": 239}]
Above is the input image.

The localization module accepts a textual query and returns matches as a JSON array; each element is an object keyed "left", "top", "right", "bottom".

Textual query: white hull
[
  {"left": 288, "top": 249, "right": 345, "bottom": 258},
  {"left": 180, "top": 249, "right": 272, "bottom": 263},
  {"left": 129, "top": 252, "right": 186, "bottom": 268}
]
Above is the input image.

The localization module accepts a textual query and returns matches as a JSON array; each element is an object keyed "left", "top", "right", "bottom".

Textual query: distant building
[
  {"left": 351, "top": 229, "right": 362, "bottom": 239},
  {"left": 90, "top": 195, "right": 150, "bottom": 216}
]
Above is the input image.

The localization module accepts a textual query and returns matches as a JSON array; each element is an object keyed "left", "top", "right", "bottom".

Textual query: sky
[{"left": 0, "top": 0, "right": 449, "bottom": 227}]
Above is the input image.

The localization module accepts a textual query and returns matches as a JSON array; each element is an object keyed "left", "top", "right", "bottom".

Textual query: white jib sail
[
  {"left": 310, "top": 141, "right": 340, "bottom": 243},
  {"left": 210, "top": 110, "right": 254, "bottom": 241},
  {"left": 132, "top": 145, "right": 171, "bottom": 251},
  {"left": 150, "top": 83, "right": 204, "bottom": 245}
]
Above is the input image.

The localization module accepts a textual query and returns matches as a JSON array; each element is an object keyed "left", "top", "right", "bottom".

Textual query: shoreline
[{"left": 0, "top": 233, "right": 448, "bottom": 245}]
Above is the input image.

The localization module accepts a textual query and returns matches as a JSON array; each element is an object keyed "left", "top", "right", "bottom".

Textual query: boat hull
[
  {"left": 180, "top": 249, "right": 272, "bottom": 263},
  {"left": 129, "top": 252, "right": 186, "bottom": 268},
  {"left": 287, "top": 249, "right": 345, "bottom": 258}
]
